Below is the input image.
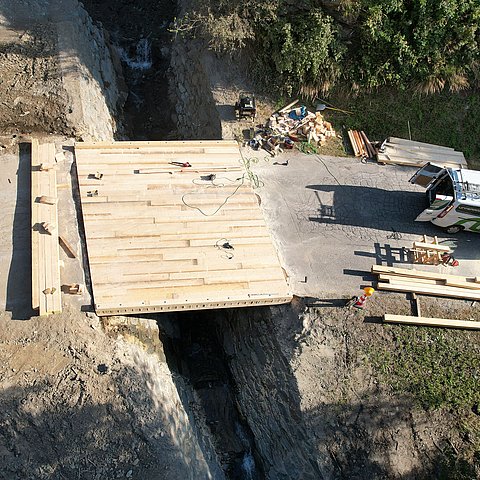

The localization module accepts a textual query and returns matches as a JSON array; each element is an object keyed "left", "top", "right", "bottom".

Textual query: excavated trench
[
  {"left": 81, "top": 1, "right": 270, "bottom": 478},
  {"left": 81, "top": 0, "right": 177, "bottom": 140}
]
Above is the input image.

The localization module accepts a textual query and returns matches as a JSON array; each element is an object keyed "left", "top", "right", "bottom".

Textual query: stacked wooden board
[
  {"left": 372, "top": 265, "right": 480, "bottom": 300},
  {"left": 347, "top": 130, "right": 376, "bottom": 159},
  {"left": 31, "top": 140, "right": 62, "bottom": 315},
  {"left": 74, "top": 140, "right": 292, "bottom": 316},
  {"left": 377, "top": 137, "right": 467, "bottom": 168}
]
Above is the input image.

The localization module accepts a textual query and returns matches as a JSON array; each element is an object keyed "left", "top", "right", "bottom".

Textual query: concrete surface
[{"left": 249, "top": 150, "right": 480, "bottom": 298}]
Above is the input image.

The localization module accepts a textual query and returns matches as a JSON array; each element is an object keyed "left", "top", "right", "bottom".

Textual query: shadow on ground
[{"left": 5, "top": 143, "right": 35, "bottom": 320}]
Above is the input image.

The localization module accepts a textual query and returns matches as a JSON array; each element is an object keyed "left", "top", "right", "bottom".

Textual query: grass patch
[
  {"left": 368, "top": 325, "right": 480, "bottom": 410},
  {"left": 322, "top": 88, "right": 480, "bottom": 168}
]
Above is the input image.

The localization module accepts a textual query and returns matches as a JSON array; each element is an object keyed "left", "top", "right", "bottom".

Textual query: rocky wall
[
  {"left": 215, "top": 306, "right": 324, "bottom": 480},
  {"left": 168, "top": 38, "right": 222, "bottom": 140},
  {"left": 56, "top": 0, "right": 127, "bottom": 141}
]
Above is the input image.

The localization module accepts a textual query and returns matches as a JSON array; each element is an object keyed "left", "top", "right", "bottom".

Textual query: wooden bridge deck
[{"left": 74, "top": 140, "right": 291, "bottom": 316}]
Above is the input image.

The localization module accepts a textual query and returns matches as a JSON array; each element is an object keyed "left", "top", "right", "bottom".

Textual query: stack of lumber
[
  {"left": 372, "top": 265, "right": 480, "bottom": 300},
  {"left": 377, "top": 137, "right": 467, "bottom": 168},
  {"left": 347, "top": 130, "right": 376, "bottom": 159},
  {"left": 31, "top": 140, "right": 62, "bottom": 315}
]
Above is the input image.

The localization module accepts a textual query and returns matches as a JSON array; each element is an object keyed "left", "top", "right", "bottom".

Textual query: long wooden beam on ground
[
  {"left": 31, "top": 140, "right": 62, "bottom": 315},
  {"left": 371, "top": 265, "right": 479, "bottom": 283},
  {"left": 377, "top": 281, "right": 480, "bottom": 300},
  {"left": 384, "top": 314, "right": 480, "bottom": 330}
]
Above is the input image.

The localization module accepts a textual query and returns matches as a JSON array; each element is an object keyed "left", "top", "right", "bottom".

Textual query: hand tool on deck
[{"left": 169, "top": 161, "right": 191, "bottom": 167}]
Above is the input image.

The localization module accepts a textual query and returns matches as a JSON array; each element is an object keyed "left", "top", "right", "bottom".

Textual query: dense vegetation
[{"left": 176, "top": 0, "right": 480, "bottom": 96}]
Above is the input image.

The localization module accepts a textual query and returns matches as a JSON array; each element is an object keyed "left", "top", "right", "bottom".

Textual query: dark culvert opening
[
  {"left": 82, "top": 0, "right": 177, "bottom": 140},
  {"left": 81, "top": 2, "right": 266, "bottom": 478}
]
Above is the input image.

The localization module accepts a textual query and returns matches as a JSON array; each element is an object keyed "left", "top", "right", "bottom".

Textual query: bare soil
[{"left": 0, "top": 23, "right": 72, "bottom": 136}]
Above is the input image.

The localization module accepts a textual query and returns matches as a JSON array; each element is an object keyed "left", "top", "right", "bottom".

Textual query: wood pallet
[
  {"left": 377, "top": 137, "right": 467, "bottom": 169},
  {"left": 372, "top": 265, "right": 480, "bottom": 300},
  {"left": 74, "top": 140, "right": 292, "bottom": 316},
  {"left": 31, "top": 140, "right": 62, "bottom": 315}
]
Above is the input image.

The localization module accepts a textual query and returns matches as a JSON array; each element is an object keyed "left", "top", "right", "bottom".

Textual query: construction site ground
[
  {"left": 0, "top": 1, "right": 480, "bottom": 479},
  {"left": 248, "top": 150, "right": 479, "bottom": 297}
]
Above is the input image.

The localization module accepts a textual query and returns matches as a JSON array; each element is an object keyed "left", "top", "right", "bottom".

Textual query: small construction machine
[{"left": 235, "top": 95, "right": 256, "bottom": 121}]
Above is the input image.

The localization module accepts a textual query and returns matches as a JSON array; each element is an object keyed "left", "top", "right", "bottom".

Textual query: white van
[{"left": 409, "top": 163, "right": 480, "bottom": 234}]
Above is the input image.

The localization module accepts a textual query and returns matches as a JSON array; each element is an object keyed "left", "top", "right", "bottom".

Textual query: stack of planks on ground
[
  {"left": 74, "top": 140, "right": 292, "bottom": 316},
  {"left": 377, "top": 137, "right": 467, "bottom": 169},
  {"left": 372, "top": 265, "right": 480, "bottom": 300},
  {"left": 347, "top": 130, "right": 376, "bottom": 160},
  {"left": 31, "top": 140, "right": 62, "bottom": 315}
]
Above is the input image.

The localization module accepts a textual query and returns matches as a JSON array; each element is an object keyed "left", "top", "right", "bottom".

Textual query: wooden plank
[
  {"left": 384, "top": 314, "right": 480, "bottom": 330},
  {"left": 372, "top": 265, "right": 476, "bottom": 283},
  {"left": 347, "top": 130, "right": 359, "bottom": 156},
  {"left": 31, "top": 139, "right": 40, "bottom": 311},
  {"left": 444, "top": 280, "right": 480, "bottom": 290},
  {"left": 385, "top": 152, "right": 466, "bottom": 166},
  {"left": 378, "top": 274, "right": 440, "bottom": 286},
  {"left": 59, "top": 235, "right": 77, "bottom": 258},
  {"left": 388, "top": 137, "right": 455, "bottom": 151},
  {"left": 75, "top": 140, "right": 239, "bottom": 149},
  {"left": 412, "top": 241, "right": 451, "bottom": 252},
  {"left": 377, "top": 282, "right": 480, "bottom": 300},
  {"left": 376, "top": 154, "right": 464, "bottom": 169},
  {"left": 31, "top": 141, "right": 62, "bottom": 315},
  {"left": 94, "top": 295, "right": 292, "bottom": 316}
]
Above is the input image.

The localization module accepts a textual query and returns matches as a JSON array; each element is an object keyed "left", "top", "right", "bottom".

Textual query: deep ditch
[{"left": 81, "top": 1, "right": 268, "bottom": 478}]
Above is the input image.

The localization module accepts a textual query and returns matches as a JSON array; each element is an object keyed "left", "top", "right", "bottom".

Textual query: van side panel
[{"left": 432, "top": 202, "right": 480, "bottom": 232}]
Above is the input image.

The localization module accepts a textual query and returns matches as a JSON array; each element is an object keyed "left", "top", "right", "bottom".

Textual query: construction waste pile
[{"left": 249, "top": 101, "right": 336, "bottom": 156}]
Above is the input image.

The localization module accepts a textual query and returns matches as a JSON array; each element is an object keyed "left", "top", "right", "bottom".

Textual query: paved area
[{"left": 249, "top": 150, "right": 480, "bottom": 297}]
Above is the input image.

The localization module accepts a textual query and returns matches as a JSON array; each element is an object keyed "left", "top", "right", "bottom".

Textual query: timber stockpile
[
  {"left": 372, "top": 265, "right": 480, "bottom": 301},
  {"left": 377, "top": 137, "right": 467, "bottom": 168},
  {"left": 347, "top": 129, "right": 377, "bottom": 160},
  {"left": 31, "top": 140, "right": 62, "bottom": 316},
  {"left": 74, "top": 140, "right": 292, "bottom": 316}
]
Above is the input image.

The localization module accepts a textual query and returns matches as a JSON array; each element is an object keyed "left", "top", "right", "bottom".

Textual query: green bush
[{"left": 177, "top": 0, "right": 480, "bottom": 96}]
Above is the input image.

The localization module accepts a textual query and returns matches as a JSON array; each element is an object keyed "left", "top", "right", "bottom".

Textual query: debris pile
[{"left": 248, "top": 100, "right": 336, "bottom": 156}]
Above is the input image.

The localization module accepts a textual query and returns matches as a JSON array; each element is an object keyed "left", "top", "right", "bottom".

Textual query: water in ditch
[
  {"left": 81, "top": 0, "right": 177, "bottom": 140},
  {"left": 81, "top": 1, "right": 264, "bottom": 478}
]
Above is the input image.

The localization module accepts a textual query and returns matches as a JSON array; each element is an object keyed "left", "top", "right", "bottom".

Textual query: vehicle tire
[{"left": 445, "top": 225, "right": 463, "bottom": 234}]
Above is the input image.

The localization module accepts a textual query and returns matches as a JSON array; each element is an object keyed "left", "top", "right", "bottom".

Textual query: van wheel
[{"left": 445, "top": 225, "right": 463, "bottom": 234}]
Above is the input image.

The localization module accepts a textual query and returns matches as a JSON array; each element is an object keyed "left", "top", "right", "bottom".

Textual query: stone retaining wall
[{"left": 168, "top": 39, "right": 222, "bottom": 140}]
